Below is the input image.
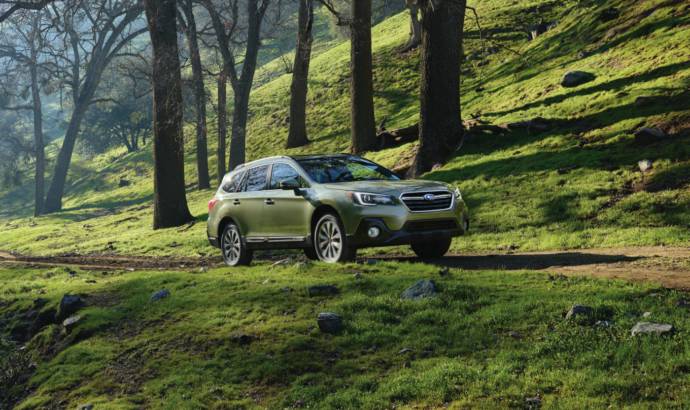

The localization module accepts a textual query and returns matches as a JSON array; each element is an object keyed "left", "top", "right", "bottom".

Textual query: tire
[
  {"left": 220, "top": 223, "right": 253, "bottom": 266},
  {"left": 411, "top": 236, "right": 452, "bottom": 259},
  {"left": 312, "top": 213, "right": 356, "bottom": 263}
]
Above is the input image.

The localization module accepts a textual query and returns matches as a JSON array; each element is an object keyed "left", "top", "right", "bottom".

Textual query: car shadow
[{"left": 388, "top": 252, "right": 642, "bottom": 270}]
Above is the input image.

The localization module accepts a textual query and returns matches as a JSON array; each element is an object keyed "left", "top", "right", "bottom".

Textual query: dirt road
[{"left": 1, "top": 246, "right": 689, "bottom": 290}]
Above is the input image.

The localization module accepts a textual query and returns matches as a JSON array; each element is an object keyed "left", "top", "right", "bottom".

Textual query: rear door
[
  {"left": 263, "top": 162, "right": 312, "bottom": 239},
  {"left": 234, "top": 164, "right": 270, "bottom": 239}
]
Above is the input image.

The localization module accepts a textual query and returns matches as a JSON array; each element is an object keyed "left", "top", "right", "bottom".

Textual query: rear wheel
[
  {"left": 221, "top": 223, "right": 253, "bottom": 266},
  {"left": 313, "top": 213, "right": 356, "bottom": 263},
  {"left": 411, "top": 237, "right": 452, "bottom": 259}
]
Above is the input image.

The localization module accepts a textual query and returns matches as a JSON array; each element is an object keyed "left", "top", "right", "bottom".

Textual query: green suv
[{"left": 207, "top": 154, "right": 469, "bottom": 265}]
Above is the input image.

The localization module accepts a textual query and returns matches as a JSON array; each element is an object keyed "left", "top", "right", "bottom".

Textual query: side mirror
[{"left": 279, "top": 177, "right": 300, "bottom": 190}]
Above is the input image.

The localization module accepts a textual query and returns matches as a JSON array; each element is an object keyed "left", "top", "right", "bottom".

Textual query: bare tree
[
  {"left": 0, "top": 0, "right": 54, "bottom": 23},
  {"left": 0, "top": 9, "right": 51, "bottom": 216},
  {"left": 144, "top": 0, "right": 194, "bottom": 228},
  {"left": 179, "top": 0, "right": 210, "bottom": 189},
  {"left": 42, "top": 0, "right": 146, "bottom": 213},
  {"left": 285, "top": 0, "right": 313, "bottom": 148},
  {"left": 202, "top": 0, "right": 280, "bottom": 170},
  {"left": 408, "top": 0, "right": 466, "bottom": 177}
]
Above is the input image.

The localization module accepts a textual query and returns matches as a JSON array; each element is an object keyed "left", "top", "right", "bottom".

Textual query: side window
[
  {"left": 269, "top": 163, "right": 303, "bottom": 189},
  {"left": 222, "top": 171, "right": 245, "bottom": 193},
  {"left": 244, "top": 165, "right": 269, "bottom": 192}
]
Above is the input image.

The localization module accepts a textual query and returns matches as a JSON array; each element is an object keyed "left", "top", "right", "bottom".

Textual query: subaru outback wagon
[{"left": 207, "top": 154, "right": 469, "bottom": 265}]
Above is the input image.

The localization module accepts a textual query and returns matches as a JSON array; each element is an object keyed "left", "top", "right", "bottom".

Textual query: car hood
[{"left": 320, "top": 179, "right": 452, "bottom": 195}]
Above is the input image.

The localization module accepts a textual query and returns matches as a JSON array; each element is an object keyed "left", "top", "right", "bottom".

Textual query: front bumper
[
  {"left": 208, "top": 235, "right": 220, "bottom": 248},
  {"left": 349, "top": 217, "right": 469, "bottom": 248}
]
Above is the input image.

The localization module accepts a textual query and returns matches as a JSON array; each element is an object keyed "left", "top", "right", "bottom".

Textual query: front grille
[
  {"left": 404, "top": 219, "right": 458, "bottom": 232},
  {"left": 400, "top": 191, "right": 453, "bottom": 212}
]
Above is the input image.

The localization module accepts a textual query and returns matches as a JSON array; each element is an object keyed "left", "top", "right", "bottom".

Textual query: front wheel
[
  {"left": 313, "top": 213, "right": 356, "bottom": 263},
  {"left": 221, "top": 223, "right": 253, "bottom": 266},
  {"left": 411, "top": 237, "right": 452, "bottom": 259}
]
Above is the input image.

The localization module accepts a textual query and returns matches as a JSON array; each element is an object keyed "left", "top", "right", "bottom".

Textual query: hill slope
[{"left": 1, "top": 0, "right": 689, "bottom": 256}]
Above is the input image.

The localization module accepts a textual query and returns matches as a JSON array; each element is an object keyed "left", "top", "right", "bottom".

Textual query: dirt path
[{"left": 1, "top": 246, "right": 689, "bottom": 289}]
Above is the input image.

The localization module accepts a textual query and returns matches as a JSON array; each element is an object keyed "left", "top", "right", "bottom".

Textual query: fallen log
[{"left": 377, "top": 123, "right": 419, "bottom": 149}]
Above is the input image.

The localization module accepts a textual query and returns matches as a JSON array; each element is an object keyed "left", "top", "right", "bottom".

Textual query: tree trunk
[
  {"left": 350, "top": 0, "right": 377, "bottom": 154},
  {"left": 401, "top": 1, "right": 421, "bottom": 52},
  {"left": 43, "top": 100, "right": 89, "bottom": 213},
  {"left": 30, "top": 60, "right": 44, "bottom": 217},
  {"left": 227, "top": 0, "right": 264, "bottom": 170},
  {"left": 216, "top": 70, "right": 227, "bottom": 182},
  {"left": 144, "top": 0, "right": 193, "bottom": 229},
  {"left": 408, "top": 0, "right": 466, "bottom": 177},
  {"left": 181, "top": 0, "right": 210, "bottom": 189},
  {"left": 286, "top": 0, "right": 313, "bottom": 148}
]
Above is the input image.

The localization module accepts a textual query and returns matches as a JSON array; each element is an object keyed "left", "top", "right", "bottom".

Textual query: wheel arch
[{"left": 217, "top": 216, "right": 239, "bottom": 239}]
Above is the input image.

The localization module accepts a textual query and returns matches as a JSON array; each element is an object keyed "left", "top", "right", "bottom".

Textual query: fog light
[{"left": 367, "top": 226, "right": 381, "bottom": 238}]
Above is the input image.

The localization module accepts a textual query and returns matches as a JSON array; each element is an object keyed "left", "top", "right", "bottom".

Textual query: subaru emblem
[{"left": 423, "top": 193, "right": 435, "bottom": 201}]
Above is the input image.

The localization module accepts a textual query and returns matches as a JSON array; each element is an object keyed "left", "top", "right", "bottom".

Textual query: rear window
[{"left": 222, "top": 171, "right": 245, "bottom": 193}]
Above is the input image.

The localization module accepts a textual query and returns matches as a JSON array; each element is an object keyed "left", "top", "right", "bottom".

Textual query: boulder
[
  {"left": 634, "top": 127, "right": 666, "bottom": 145},
  {"left": 565, "top": 304, "right": 593, "bottom": 323},
  {"left": 401, "top": 280, "right": 437, "bottom": 300},
  {"left": 57, "top": 294, "right": 84, "bottom": 321},
  {"left": 317, "top": 312, "right": 343, "bottom": 334},
  {"left": 631, "top": 322, "right": 673, "bottom": 336},
  {"left": 561, "top": 71, "right": 596, "bottom": 87},
  {"left": 637, "top": 159, "right": 653, "bottom": 173},
  {"left": 62, "top": 314, "right": 83, "bottom": 332},
  {"left": 307, "top": 285, "right": 339, "bottom": 297},
  {"left": 150, "top": 289, "right": 170, "bottom": 302}
]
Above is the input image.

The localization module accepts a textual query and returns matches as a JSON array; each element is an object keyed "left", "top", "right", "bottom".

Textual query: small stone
[
  {"left": 317, "top": 312, "right": 343, "bottom": 334},
  {"left": 634, "top": 127, "right": 666, "bottom": 144},
  {"left": 398, "top": 347, "right": 414, "bottom": 354},
  {"left": 561, "top": 71, "right": 596, "bottom": 87},
  {"left": 150, "top": 289, "right": 170, "bottom": 302},
  {"left": 631, "top": 322, "right": 674, "bottom": 336},
  {"left": 401, "top": 280, "right": 437, "bottom": 300},
  {"left": 642, "top": 311, "right": 652, "bottom": 318},
  {"left": 595, "top": 320, "right": 612, "bottom": 328},
  {"left": 565, "top": 304, "right": 593, "bottom": 322},
  {"left": 525, "top": 396, "right": 542, "bottom": 408},
  {"left": 57, "top": 294, "right": 84, "bottom": 321},
  {"left": 637, "top": 159, "right": 653, "bottom": 173},
  {"left": 307, "top": 285, "right": 339, "bottom": 297},
  {"left": 508, "top": 331, "right": 523, "bottom": 339},
  {"left": 62, "top": 314, "right": 83, "bottom": 332}
]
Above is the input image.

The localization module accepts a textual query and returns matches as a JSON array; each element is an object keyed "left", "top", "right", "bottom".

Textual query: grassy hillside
[
  {"left": 1, "top": 0, "right": 689, "bottom": 257},
  {"left": 4, "top": 262, "right": 690, "bottom": 408}
]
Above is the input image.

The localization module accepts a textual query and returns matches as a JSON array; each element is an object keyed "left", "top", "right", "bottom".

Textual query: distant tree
[
  {"left": 202, "top": 0, "right": 281, "bottom": 170},
  {"left": 0, "top": 9, "right": 51, "bottom": 216},
  {"left": 401, "top": 0, "right": 421, "bottom": 52},
  {"left": 144, "top": 0, "right": 194, "bottom": 228},
  {"left": 81, "top": 97, "right": 152, "bottom": 155},
  {"left": 179, "top": 0, "right": 210, "bottom": 189},
  {"left": 408, "top": 0, "right": 466, "bottom": 177},
  {"left": 42, "top": 0, "right": 146, "bottom": 213},
  {"left": 286, "top": 0, "right": 314, "bottom": 148}
]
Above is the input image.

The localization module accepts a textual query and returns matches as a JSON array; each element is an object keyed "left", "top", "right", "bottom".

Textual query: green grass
[
  {"left": 3, "top": 262, "right": 690, "bottom": 408},
  {"left": 1, "top": 0, "right": 689, "bottom": 256}
]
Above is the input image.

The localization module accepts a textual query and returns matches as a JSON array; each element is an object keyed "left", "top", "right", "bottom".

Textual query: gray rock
[
  {"left": 634, "top": 127, "right": 666, "bottom": 144},
  {"left": 398, "top": 347, "right": 414, "bottom": 355},
  {"left": 150, "top": 289, "right": 170, "bottom": 301},
  {"left": 565, "top": 304, "right": 593, "bottom": 322},
  {"left": 307, "top": 284, "right": 339, "bottom": 297},
  {"left": 57, "top": 294, "right": 84, "bottom": 321},
  {"left": 638, "top": 159, "right": 653, "bottom": 173},
  {"left": 642, "top": 311, "right": 652, "bottom": 318},
  {"left": 525, "top": 396, "right": 542, "bottom": 408},
  {"left": 317, "top": 312, "right": 343, "bottom": 334},
  {"left": 508, "top": 331, "right": 523, "bottom": 339},
  {"left": 595, "top": 320, "right": 612, "bottom": 328},
  {"left": 62, "top": 314, "right": 83, "bottom": 332},
  {"left": 631, "top": 322, "right": 673, "bottom": 336},
  {"left": 561, "top": 71, "right": 596, "bottom": 87},
  {"left": 401, "top": 280, "right": 437, "bottom": 300}
]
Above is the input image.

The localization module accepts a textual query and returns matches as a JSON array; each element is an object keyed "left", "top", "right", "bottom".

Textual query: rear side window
[
  {"left": 269, "top": 163, "right": 303, "bottom": 189},
  {"left": 222, "top": 171, "right": 245, "bottom": 193},
  {"left": 244, "top": 165, "right": 269, "bottom": 192}
]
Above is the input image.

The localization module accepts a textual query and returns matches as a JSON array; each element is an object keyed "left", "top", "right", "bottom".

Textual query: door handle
[
  {"left": 264, "top": 198, "right": 275, "bottom": 205},
  {"left": 233, "top": 199, "right": 241, "bottom": 205}
]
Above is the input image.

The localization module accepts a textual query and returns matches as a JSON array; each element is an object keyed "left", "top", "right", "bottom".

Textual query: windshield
[{"left": 296, "top": 156, "right": 400, "bottom": 183}]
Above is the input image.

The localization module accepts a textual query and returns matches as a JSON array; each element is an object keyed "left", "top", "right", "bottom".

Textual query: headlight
[
  {"left": 349, "top": 192, "right": 397, "bottom": 206},
  {"left": 454, "top": 187, "right": 463, "bottom": 201}
]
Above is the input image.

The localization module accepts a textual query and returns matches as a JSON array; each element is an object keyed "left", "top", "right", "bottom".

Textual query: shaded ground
[{"left": 2, "top": 246, "right": 689, "bottom": 289}]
